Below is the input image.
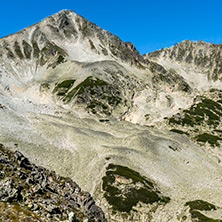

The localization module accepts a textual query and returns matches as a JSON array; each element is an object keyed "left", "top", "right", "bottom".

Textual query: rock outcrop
[{"left": 0, "top": 144, "right": 106, "bottom": 222}]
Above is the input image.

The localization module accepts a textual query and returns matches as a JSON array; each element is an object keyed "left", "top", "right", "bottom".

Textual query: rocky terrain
[
  {"left": 0, "top": 144, "right": 105, "bottom": 221},
  {"left": 1, "top": 9, "right": 222, "bottom": 222}
]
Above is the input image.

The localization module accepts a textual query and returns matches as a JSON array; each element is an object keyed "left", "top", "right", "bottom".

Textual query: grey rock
[{"left": 69, "top": 212, "right": 77, "bottom": 222}]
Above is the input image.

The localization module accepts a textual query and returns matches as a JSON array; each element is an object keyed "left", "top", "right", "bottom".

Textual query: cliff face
[{"left": 1, "top": 9, "right": 222, "bottom": 222}]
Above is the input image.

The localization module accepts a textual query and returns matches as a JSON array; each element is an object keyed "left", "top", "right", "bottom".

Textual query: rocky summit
[{"left": 1, "top": 9, "right": 222, "bottom": 222}]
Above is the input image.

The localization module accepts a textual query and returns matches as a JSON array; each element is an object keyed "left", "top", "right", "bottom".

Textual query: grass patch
[{"left": 54, "top": 76, "right": 122, "bottom": 116}]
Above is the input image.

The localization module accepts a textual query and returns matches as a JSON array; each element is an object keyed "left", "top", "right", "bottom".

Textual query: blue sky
[{"left": 0, "top": 0, "right": 222, "bottom": 54}]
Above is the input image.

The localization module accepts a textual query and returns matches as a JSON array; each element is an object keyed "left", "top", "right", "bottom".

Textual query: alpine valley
[{"left": 1, "top": 9, "right": 222, "bottom": 222}]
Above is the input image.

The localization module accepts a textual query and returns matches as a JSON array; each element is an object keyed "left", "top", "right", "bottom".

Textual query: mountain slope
[
  {"left": 144, "top": 40, "right": 222, "bottom": 90},
  {"left": 1, "top": 9, "right": 222, "bottom": 222}
]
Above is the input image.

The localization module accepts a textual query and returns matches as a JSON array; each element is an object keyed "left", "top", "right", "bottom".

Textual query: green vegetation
[
  {"left": 102, "top": 164, "right": 170, "bottom": 213},
  {"left": 64, "top": 76, "right": 108, "bottom": 103},
  {"left": 53, "top": 76, "right": 122, "bottom": 116},
  {"left": 168, "top": 96, "right": 222, "bottom": 147},
  {"left": 185, "top": 200, "right": 217, "bottom": 211},
  {"left": 185, "top": 200, "right": 221, "bottom": 222},
  {"left": 86, "top": 100, "right": 109, "bottom": 115},
  {"left": 89, "top": 39, "right": 96, "bottom": 50},
  {"left": 169, "top": 113, "right": 196, "bottom": 127},
  {"left": 169, "top": 98, "right": 222, "bottom": 126},
  {"left": 196, "top": 133, "right": 222, "bottom": 146},
  {"left": 56, "top": 80, "right": 75, "bottom": 89},
  {"left": 72, "top": 76, "right": 108, "bottom": 95},
  {"left": 190, "top": 211, "right": 221, "bottom": 222},
  {"left": 56, "top": 55, "right": 65, "bottom": 65},
  {"left": 14, "top": 41, "right": 24, "bottom": 59},
  {"left": 170, "top": 129, "right": 189, "bottom": 135},
  {"left": 53, "top": 79, "right": 76, "bottom": 97}
]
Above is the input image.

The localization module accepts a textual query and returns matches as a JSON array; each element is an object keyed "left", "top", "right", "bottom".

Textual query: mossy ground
[
  {"left": 196, "top": 133, "right": 222, "bottom": 146},
  {"left": 102, "top": 164, "right": 170, "bottom": 213},
  {"left": 185, "top": 200, "right": 221, "bottom": 222}
]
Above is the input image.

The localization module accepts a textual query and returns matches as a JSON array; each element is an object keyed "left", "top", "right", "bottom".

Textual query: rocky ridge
[
  {"left": 0, "top": 144, "right": 106, "bottom": 222},
  {"left": 146, "top": 40, "right": 222, "bottom": 80}
]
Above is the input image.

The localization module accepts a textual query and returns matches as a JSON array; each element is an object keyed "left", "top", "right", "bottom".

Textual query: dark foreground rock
[{"left": 0, "top": 144, "right": 106, "bottom": 222}]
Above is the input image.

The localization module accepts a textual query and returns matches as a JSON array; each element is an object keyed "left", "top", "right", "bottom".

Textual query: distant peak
[
  {"left": 52, "top": 9, "right": 76, "bottom": 17},
  {"left": 57, "top": 9, "right": 74, "bottom": 13}
]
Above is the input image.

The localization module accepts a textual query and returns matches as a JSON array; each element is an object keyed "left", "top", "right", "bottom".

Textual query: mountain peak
[
  {"left": 0, "top": 9, "right": 148, "bottom": 71},
  {"left": 56, "top": 9, "right": 75, "bottom": 14}
]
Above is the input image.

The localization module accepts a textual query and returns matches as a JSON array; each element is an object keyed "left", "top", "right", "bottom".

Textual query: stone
[{"left": 69, "top": 212, "right": 77, "bottom": 222}]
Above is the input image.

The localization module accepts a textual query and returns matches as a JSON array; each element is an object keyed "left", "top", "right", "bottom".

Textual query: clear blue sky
[{"left": 1, "top": 0, "right": 222, "bottom": 54}]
